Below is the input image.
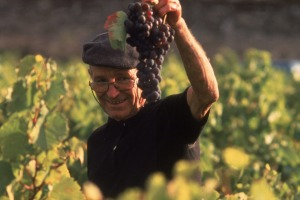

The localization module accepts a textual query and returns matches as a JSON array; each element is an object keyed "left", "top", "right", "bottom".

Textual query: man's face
[{"left": 89, "top": 66, "right": 144, "bottom": 121}]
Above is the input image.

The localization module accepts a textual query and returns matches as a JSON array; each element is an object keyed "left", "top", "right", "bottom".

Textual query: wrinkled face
[{"left": 89, "top": 66, "right": 145, "bottom": 121}]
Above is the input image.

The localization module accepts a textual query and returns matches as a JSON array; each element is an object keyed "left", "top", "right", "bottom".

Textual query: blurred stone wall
[{"left": 0, "top": 0, "right": 299, "bottom": 61}]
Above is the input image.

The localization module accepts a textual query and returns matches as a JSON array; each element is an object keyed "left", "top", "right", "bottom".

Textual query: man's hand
[
  {"left": 144, "top": 0, "right": 219, "bottom": 120},
  {"left": 142, "top": 0, "right": 182, "bottom": 28}
]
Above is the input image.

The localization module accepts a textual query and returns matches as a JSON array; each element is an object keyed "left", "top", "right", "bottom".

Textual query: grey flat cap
[{"left": 82, "top": 32, "right": 139, "bottom": 69}]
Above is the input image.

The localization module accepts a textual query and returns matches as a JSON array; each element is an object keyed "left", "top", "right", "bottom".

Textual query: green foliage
[
  {"left": 160, "top": 54, "right": 189, "bottom": 96},
  {"left": 0, "top": 48, "right": 299, "bottom": 199},
  {"left": 0, "top": 54, "right": 84, "bottom": 199},
  {"left": 48, "top": 177, "right": 85, "bottom": 200},
  {"left": 202, "top": 48, "right": 300, "bottom": 199}
]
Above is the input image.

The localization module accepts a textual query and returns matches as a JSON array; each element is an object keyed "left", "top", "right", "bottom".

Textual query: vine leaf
[
  {"left": 0, "top": 161, "right": 15, "bottom": 195},
  {"left": 104, "top": 11, "right": 127, "bottom": 51},
  {"left": 44, "top": 74, "right": 66, "bottom": 110},
  {"left": 17, "top": 55, "right": 35, "bottom": 77},
  {"left": 0, "top": 113, "right": 31, "bottom": 161},
  {"left": 7, "top": 80, "right": 30, "bottom": 114},
  {"left": 48, "top": 176, "right": 85, "bottom": 200},
  {"left": 45, "top": 163, "right": 70, "bottom": 185},
  {"left": 35, "top": 112, "right": 69, "bottom": 151},
  {"left": 250, "top": 179, "right": 277, "bottom": 200}
]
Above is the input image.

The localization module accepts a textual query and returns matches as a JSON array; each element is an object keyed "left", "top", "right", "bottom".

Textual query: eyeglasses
[{"left": 89, "top": 79, "right": 136, "bottom": 93}]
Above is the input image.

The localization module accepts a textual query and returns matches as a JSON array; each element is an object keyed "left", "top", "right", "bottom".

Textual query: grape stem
[{"left": 163, "top": 14, "right": 167, "bottom": 24}]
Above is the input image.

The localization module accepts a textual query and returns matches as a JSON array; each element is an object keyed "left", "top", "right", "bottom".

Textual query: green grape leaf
[
  {"left": 17, "top": 55, "right": 36, "bottom": 77},
  {"left": 35, "top": 112, "right": 69, "bottom": 151},
  {"left": 48, "top": 176, "right": 85, "bottom": 200},
  {"left": 145, "top": 173, "right": 168, "bottom": 200},
  {"left": 198, "top": 186, "right": 220, "bottom": 200},
  {"left": 83, "top": 182, "right": 103, "bottom": 200},
  {"left": 44, "top": 74, "right": 66, "bottom": 110},
  {"left": 250, "top": 179, "right": 277, "bottom": 200},
  {"left": 280, "top": 146, "right": 300, "bottom": 167},
  {"left": 104, "top": 11, "right": 127, "bottom": 50},
  {"left": 68, "top": 137, "right": 85, "bottom": 164},
  {"left": 45, "top": 163, "right": 70, "bottom": 185},
  {"left": 0, "top": 161, "right": 15, "bottom": 195},
  {"left": 0, "top": 196, "right": 10, "bottom": 200},
  {"left": 7, "top": 80, "right": 29, "bottom": 114},
  {"left": 0, "top": 113, "right": 31, "bottom": 161},
  {"left": 1, "top": 133, "right": 30, "bottom": 161}
]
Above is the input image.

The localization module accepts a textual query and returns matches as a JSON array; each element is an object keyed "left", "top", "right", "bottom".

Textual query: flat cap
[{"left": 82, "top": 32, "right": 139, "bottom": 69}]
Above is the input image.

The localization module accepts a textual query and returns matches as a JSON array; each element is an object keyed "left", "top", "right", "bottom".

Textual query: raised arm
[
  {"left": 144, "top": 0, "right": 219, "bottom": 120},
  {"left": 174, "top": 18, "right": 219, "bottom": 120}
]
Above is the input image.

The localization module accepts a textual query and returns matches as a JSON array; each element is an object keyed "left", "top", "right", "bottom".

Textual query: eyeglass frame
[{"left": 89, "top": 78, "right": 136, "bottom": 93}]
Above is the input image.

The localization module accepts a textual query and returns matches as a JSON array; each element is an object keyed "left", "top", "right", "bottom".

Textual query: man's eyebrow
[
  {"left": 114, "top": 71, "right": 132, "bottom": 76},
  {"left": 92, "top": 75, "right": 106, "bottom": 79}
]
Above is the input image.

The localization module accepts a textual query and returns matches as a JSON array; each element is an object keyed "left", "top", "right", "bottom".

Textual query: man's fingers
[
  {"left": 155, "top": 2, "right": 180, "bottom": 17},
  {"left": 142, "top": 0, "right": 159, "bottom": 4}
]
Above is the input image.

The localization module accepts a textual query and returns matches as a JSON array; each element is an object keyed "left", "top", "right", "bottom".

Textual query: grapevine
[{"left": 124, "top": 2, "right": 175, "bottom": 102}]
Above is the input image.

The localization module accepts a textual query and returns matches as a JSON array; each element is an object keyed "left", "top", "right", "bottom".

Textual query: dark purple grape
[
  {"left": 151, "top": 67, "right": 160, "bottom": 75},
  {"left": 142, "top": 3, "right": 151, "bottom": 11},
  {"left": 156, "top": 55, "right": 164, "bottom": 65},
  {"left": 137, "top": 62, "right": 146, "bottom": 71},
  {"left": 156, "top": 74, "right": 162, "bottom": 82},
  {"left": 124, "top": 2, "right": 175, "bottom": 102},
  {"left": 133, "top": 2, "right": 142, "bottom": 11},
  {"left": 147, "top": 91, "right": 160, "bottom": 102},
  {"left": 138, "top": 15, "right": 146, "bottom": 23},
  {"left": 146, "top": 73, "right": 155, "bottom": 81},
  {"left": 167, "top": 35, "right": 174, "bottom": 43}
]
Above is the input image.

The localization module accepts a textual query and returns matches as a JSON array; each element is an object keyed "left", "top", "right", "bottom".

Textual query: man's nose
[{"left": 106, "top": 83, "right": 120, "bottom": 98}]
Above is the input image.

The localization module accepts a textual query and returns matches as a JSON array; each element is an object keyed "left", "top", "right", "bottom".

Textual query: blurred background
[{"left": 0, "top": 0, "right": 299, "bottom": 62}]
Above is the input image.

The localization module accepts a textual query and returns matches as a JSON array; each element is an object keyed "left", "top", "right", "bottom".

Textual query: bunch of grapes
[{"left": 124, "top": 2, "right": 175, "bottom": 102}]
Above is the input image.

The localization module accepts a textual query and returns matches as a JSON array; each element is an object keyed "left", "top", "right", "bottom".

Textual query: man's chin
[{"left": 109, "top": 113, "right": 128, "bottom": 121}]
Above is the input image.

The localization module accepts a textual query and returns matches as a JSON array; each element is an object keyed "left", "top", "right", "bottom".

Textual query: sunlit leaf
[
  {"left": 48, "top": 176, "right": 85, "bottom": 200},
  {"left": 0, "top": 161, "right": 15, "bottom": 195},
  {"left": 173, "top": 160, "right": 201, "bottom": 186},
  {"left": 0, "top": 113, "right": 31, "bottom": 160},
  {"left": 35, "top": 112, "right": 69, "bottom": 151},
  {"left": 45, "top": 163, "right": 70, "bottom": 185},
  {"left": 250, "top": 179, "right": 277, "bottom": 200},
  {"left": 35, "top": 148, "right": 66, "bottom": 186},
  {"left": 104, "top": 11, "right": 127, "bottom": 50},
  {"left": 145, "top": 173, "right": 168, "bottom": 200},
  {"left": 44, "top": 74, "right": 66, "bottom": 110},
  {"left": 68, "top": 137, "right": 86, "bottom": 165},
  {"left": 35, "top": 54, "right": 44, "bottom": 62},
  {"left": 167, "top": 177, "right": 191, "bottom": 200},
  {"left": 6, "top": 80, "right": 29, "bottom": 113},
  {"left": 29, "top": 103, "right": 49, "bottom": 144},
  {"left": 167, "top": 176, "right": 220, "bottom": 200},
  {"left": 0, "top": 195, "right": 10, "bottom": 200},
  {"left": 17, "top": 55, "right": 35, "bottom": 77},
  {"left": 117, "top": 188, "right": 142, "bottom": 200},
  {"left": 222, "top": 147, "right": 250, "bottom": 170},
  {"left": 278, "top": 145, "right": 300, "bottom": 167},
  {"left": 197, "top": 186, "right": 220, "bottom": 200},
  {"left": 83, "top": 182, "right": 103, "bottom": 200},
  {"left": 225, "top": 192, "right": 247, "bottom": 200}
]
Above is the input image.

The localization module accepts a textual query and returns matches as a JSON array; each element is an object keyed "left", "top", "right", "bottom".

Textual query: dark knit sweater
[{"left": 87, "top": 89, "right": 209, "bottom": 198}]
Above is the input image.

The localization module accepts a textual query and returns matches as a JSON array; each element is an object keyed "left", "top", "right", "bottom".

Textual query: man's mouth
[{"left": 107, "top": 98, "right": 127, "bottom": 105}]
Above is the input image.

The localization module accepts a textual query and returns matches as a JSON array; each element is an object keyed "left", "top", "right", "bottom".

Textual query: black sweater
[{"left": 87, "top": 90, "right": 209, "bottom": 198}]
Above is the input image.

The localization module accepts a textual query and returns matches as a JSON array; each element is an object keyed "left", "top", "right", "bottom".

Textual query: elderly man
[{"left": 82, "top": 0, "right": 219, "bottom": 198}]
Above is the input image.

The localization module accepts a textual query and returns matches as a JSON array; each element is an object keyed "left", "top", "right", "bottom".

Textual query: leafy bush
[
  {"left": 0, "top": 49, "right": 299, "bottom": 199},
  {"left": 201, "top": 48, "right": 300, "bottom": 199}
]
